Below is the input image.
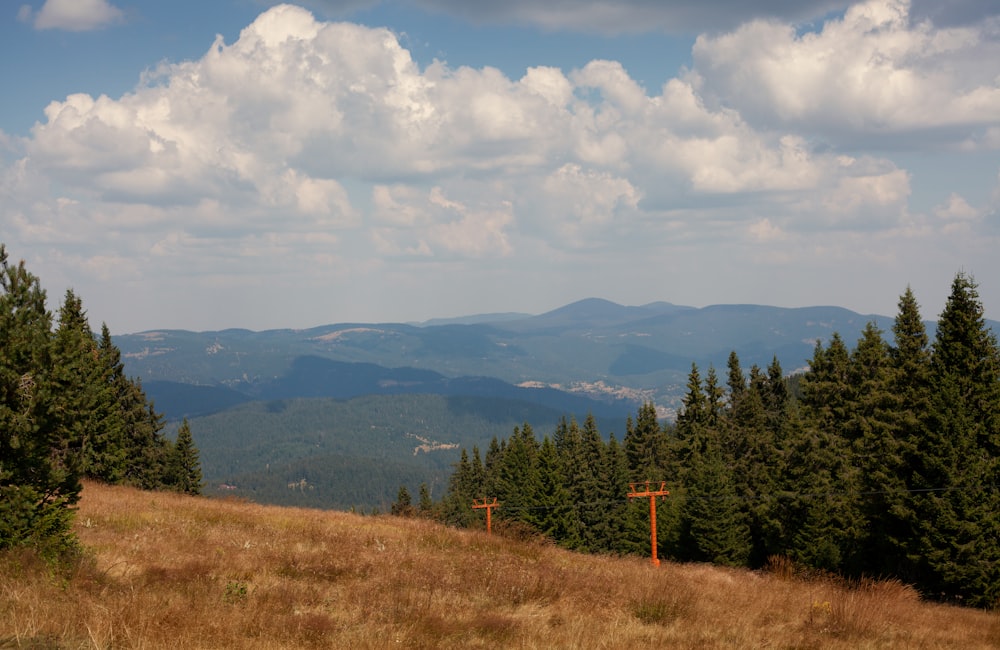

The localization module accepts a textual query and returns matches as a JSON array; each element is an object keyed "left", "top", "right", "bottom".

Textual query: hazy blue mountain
[
  {"left": 119, "top": 299, "right": 979, "bottom": 413},
  {"left": 129, "top": 297, "right": 997, "bottom": 510}
]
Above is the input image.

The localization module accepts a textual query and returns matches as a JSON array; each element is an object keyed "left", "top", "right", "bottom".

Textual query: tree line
[
  {"left": 0, "top": 244, "right": 202, "bottom": 558},
  {"left": 432, "top": 273, "right": 1000, "bottom": 608}
]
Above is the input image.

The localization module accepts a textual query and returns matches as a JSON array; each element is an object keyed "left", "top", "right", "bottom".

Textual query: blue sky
[{"left": 2, "top": 0, "right": 999, "bottom": 333}]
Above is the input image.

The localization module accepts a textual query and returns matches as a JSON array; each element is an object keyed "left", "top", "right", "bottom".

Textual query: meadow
[{"left": 2, "top": 481, "right": 997, "bottom": 649}]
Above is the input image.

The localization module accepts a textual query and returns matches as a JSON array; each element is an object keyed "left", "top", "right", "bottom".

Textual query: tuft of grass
[{"left": 1, "top": 481, "right": 998, "bottom": 649}]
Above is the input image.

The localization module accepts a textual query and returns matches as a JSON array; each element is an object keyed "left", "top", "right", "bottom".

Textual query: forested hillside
[
  {"left": 0, "top": 244, "right": 201, "bottom": 557},
  {"left": 439, "top": 274, "right": 1000, "bottom": 608},
  {"left": 189, "top": 393, "right": 623, "bottom": 510}
]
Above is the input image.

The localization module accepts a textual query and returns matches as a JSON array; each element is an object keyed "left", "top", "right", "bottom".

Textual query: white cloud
[
  {"left": 691, "top": 0, "right": 1000, "bottom": 147},
  {"left": 934, "top": 192, "right": 981, "bottom": 222},
  {"left": 4, "top": 2, "right": 1000, "bottom": 330},
  {"left": 33, "top": 0, "right": 124, "bottom": 31},
  {"left": 371, "top": 185, "right": 513, "bottom": 258}
]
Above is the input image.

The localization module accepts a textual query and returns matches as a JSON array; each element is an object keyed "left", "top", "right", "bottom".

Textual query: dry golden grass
[{"left": 2, "top": 481, "right": 998, "bottom": 649}]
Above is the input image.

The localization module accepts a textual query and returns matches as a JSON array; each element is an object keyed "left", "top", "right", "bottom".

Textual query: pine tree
[
  {"left": 52, "top": 292, "right": 127, "bottom": 482},
  {"left": 883, "top": 287, "right": 932, "bottom": 582},
  {"left": 169, "top": 418, "right": 202, "bottom": 495},
  {"left": 789, "top": 334, "right": 866, "bottom": 572},
  {"left": 578, "top": 414, "right": 612, "bottom": 550},
  {"left": 532, "top": 436, "right": 577, "bottom": 546},
  {"left": 391, "top": 485, "right": 414, "bottom": 516},
  {"left": 678, "top": 427, "right": 751, "bottom": 566},
  {"left": 0, "top": 246, "right": 79, "bottom": 555},
  {"left": 418, "top": 483, "right": 434, "bottom": 516},
  {"left": 725, "top": 364, "right": 782, "bottom": 566},
  {"left": 493, "top": 424, "right": 541, "bottom": 527},
  {"left": 604, "top": 433, "right": 634, "bottom": 554},
  {"left": 778, "top": 421, "right": 864, "bottom": 572},
  {"left": 554, "top": 417, "right": 587, "bottom": 549},
  {"left": 910, "top": 273, "right": 1000, "bottom": 606},
  {"left": 442, "top": 447, "right": 475, "bottom": 526},
  {"left": 844, "top": 321, "right": 904, "bottom": 576},
  {"left": 726, "top": 350, "right": 746, "bottom": 410},
  {"left": 624, "top": 402, "right": 666, "bottom": 482}
]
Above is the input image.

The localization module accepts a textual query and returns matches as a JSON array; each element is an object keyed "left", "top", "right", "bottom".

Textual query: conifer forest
[
  {"left": 438, "top": 274, "right": 1000, "bottom": 608},
  {"left": 0, "top": 244, "right": 201, "bottom": 558}
]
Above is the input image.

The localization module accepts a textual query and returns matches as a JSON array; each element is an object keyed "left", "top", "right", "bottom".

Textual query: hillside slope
[{"left": 2, "top": 482, "right": 997, "bottom": 648}]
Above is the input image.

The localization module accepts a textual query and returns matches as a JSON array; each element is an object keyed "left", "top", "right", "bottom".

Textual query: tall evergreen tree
[
  {"left": 678, "top": 426, "right": 751, "bottom": 566},
  {"left": 52, "top": 292, "right": 126, "bottom": 482},
  {"left": 719, "top": 363, "right": 783, "bottom": 566},
  {"left": 624, "top": 402, "right": 666, "bottom": 482},
  {"left": 883, "top": 287, "right": 932, "bottom": 582},
  {"left": 577, "top": 414, "right": 612, "bottom": 550},
  {"left": 418, "top": 483, "right": 434, "bottom": 516},
  {"left": 442, "top": 448, "right": 476, "bottom": 527},
  {"left": 0, "top": 246, "right": 79, "bottom": 555},
  {"left": 391, "top": 484, "right": 414, "bottom": 516},
  {"left": 493, "top": 424, "right": 541, "bottom": 526},
  {"left": 790, "top": 334, "right": 866, "bottom": 571},
  {"left": 726, "top": 350, "right": 746, "bottom": 411},
  {"left": 604, "top": 433, "right": 635, "bottom": 554},
  {"left": 532, "top": 436, "right": 577, "bottom": 545},
  {"left": 845, "top": 321, "right": 901, "bottom": 576},
  {"left": 555, "top": 417, "right": 587, "bottom": 548},
  {"left": 911, "top": 273, "right": 1000, "bottom": 606},
  {"left": 169, "top": 418, "right": 202, "bottom": 495}
]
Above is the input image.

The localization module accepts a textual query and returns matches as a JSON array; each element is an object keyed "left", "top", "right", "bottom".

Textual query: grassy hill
[{"left": 2, "top": 482, "right": 997, "bottom": 648}]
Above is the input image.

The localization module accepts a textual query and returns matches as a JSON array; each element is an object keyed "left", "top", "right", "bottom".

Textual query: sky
[{"left": 1, "top": 0, "right": 999, "bottom": 334}]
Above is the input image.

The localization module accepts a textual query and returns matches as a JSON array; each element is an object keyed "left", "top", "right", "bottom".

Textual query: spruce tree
[
  {"left": 604, "top": 433, "right": 634, "bottom": 554},
  {"left": 532, "top": 436, "right": 577, "bottom": 546},
  {"left": 555, "top": 417, "right": 587, "bottom": 549},
  {"left": 911, "top": 273, "right": 1000, "bottom": 606},
  {"left": 678, "top": 428, "right": 751, "bottom": 566},
  {"left": 578, "top": 414, "right": 612, "bottom": 550},
  {"left": 845, "top": 321, "right": 903, "bottom": 576},
  {"left": 790, "top": 334, "right": 866, "bottom": 572},
  {"left": 391, "top": 485, "right": 414, "bottom": 516},
  {"left": 442, "top": 448, "right": 475, "bottom": 526},
  {"left": 0, "top": 246, "right": 79, "bottom": 555},
  {"left": 493, "top": 424, "right": 541, "bottom": 527},
  {"left": 726, "top": 350, "right": 746, "bottom": 409},
  {"left": 169, "top": 418, "right": 202, "bottom": 495},
  {"left": 883, "top": 287, "right": 932, "bottom": 582},
  {"left": 624, "top": 402, "right": 666, "bottom": 482},
  {"left": 418, "top": 483, "right": 434, "bottom": 516},
  {"left": 714, "top": 364, "right": 781, "bottom": 566},
  {"left": 52, "top": 292, "right": 127, "bottom": 482}
]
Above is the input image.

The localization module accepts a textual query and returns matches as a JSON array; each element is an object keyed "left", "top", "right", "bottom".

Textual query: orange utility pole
[
  {"left": 628, "top": 481, "right": 670, "bottom": 566},
  {"left": 472, "top": 497, "right": 499, "bottom": 535}
]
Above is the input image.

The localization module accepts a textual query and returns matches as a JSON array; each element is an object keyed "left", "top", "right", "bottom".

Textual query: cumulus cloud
[
  {"left": 32, "top": 0, "right": 124, "bottom": 31},
  {"left": 4, "top": 1, "right": 999, "bottom": 329},
  {"left": 691, "top": 0, "right": 1000, "bottom": 146},
  {"left": 8, "top": 3, "right": 946, "bottom": 255}
]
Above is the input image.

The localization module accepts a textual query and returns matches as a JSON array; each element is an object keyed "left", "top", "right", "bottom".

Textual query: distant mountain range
[
  {"left": 118, "top": 298, "right": 997, "bottom": 509},
  {"left": 119, "top": 297, "right": 962, "bottom": 418}
]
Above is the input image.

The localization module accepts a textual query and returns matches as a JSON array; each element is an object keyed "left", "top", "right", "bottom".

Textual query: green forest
[
  {"left": 0, "top": 245, "right": 202, "bottom": 558},
  {"left": 435, "top": 274, "right": 1000, "bottom": 608}
]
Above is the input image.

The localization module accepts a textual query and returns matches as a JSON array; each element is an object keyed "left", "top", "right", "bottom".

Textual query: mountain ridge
[{"left": 119, "top": 298, "right": 988, "bottom": 414}]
